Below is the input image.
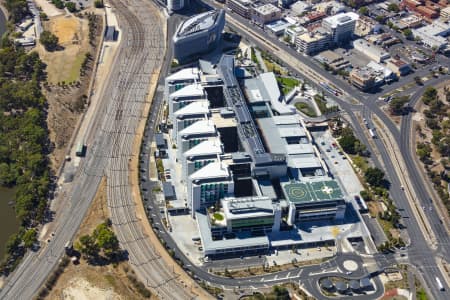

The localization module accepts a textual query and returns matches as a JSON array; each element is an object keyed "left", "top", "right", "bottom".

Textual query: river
[{"left": 0, "top": 188, "right": 20, "bottom": 258}]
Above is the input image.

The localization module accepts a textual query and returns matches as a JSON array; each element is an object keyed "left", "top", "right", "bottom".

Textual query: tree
[
  {"left": 358, "top": 6, "right": 369, "bottom": 16},
  {"left": 77, "top": 234, "right": 99, "bottom": 259},
  {"left": 388, "top": 3, "right": 400, "bottom": 12},
  {"left": 389, "top": 96, "right": 409, "bottom": 115},
  {"left": 422, "top": 86, "right": 437, "bottom": 104},
  {"left": 272, "top": 285, "right": 290, "bottom": 300},
  {"left": 22, "top": 228, "right": 37, "bottom": 248},
  {"left": 94, "top": 0, "right": 104, "bottom": 7},
  {"left": 402, "top": 28, "right": 413, "bottom": 39},
  {"left": 93, "top": 222, "right": 119, "bottom": 257},
  {"left": 65, "top": 1, "right": 76, "bottom": 12},
  {"left": 364, "top": 167, "right": 386, "bottom": 188},
  {"left": 40, "top": 31, "right": 59, "bottom": 51}
]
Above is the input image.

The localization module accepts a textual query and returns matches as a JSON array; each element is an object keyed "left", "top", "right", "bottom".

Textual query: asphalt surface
[{"left": 0, "top": 1, "right": 190, "bottom": 299}]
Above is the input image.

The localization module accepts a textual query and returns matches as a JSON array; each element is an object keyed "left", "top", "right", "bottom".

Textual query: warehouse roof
[
  {"left": 174, "top": 100, "right": 209, "bottom": 117},
  {"left": 179, "top": 119, "right": 216, "bottom": 137},
  {"left": 166, "top": 68, "right": 200, "bottom": 82},
  {"left": 170, "top": 83, "right": 205, "bottom": 99}
]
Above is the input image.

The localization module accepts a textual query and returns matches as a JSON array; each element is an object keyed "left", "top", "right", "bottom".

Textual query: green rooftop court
[{"left": 283, "top": 180, "right": 344, "bottom": 204}]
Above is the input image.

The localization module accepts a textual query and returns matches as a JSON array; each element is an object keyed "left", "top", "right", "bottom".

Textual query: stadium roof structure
[
  {"left": 282, "top": 180, "right": 344, "bottom": 204},
  {"left": 177, "top": 10, "right": 220, "bottom": 37}
]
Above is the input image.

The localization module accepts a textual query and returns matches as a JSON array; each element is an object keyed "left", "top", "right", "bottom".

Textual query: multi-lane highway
[{"left": 0, "top": 0, "right": 195, "bottom": 299}]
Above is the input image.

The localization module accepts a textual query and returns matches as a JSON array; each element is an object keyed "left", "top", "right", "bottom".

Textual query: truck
[
  {"left": 75, "top": 142, "right": 86, "bottom": 157},
  {"left": 436, "top": 277, "right": 445, "bottom": 291},
  {"left": 369, "top": 128, "right": 377, "bottom": 138}
]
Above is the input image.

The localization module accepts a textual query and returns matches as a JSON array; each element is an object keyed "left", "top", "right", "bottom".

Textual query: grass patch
[
  {"left": 417, "top": 288, "right": 428, "bottom": 300},
  {"left": 295, "top": 102, "right": 317, "bottom": 117},
  {"left": 104, "top": 274, "right": 116, "bottom": 286},
  {"left": 66, "top": 53, "right": 85, "bottom": 83},
  {"left": 351, "top": 155, "right": 369, "bottom": 172},
  {"left": 277, "top": 76, "right": 299, "bottom": 94},
  {"left": 213, "top": 212, "right": 223, "bottom": 221}
]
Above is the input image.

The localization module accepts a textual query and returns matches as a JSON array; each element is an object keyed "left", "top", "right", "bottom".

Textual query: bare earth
[
  {"left": 37, "top": 12, "right": 103, "bottom": 172},
  {"left": 45, "top": 179, "right": 157, "bottom": 300}
]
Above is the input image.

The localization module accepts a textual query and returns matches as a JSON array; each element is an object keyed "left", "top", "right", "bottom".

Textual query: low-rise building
[
  {"left": 441, "top": 6, "right": 450, "bottom": 20},
  {"left": 315, "top": 50, "right": 351, "bottom": 71},
  {"left": 353, "top": 39, "right": 391, "bottom": 62},
  {"left": 228, "top": 0, "right": 253, "bottom": 19},
  {"left": 284, "top": 25, "right": 306, "bottom": 44},
  {"left": 412, "top": 21, "right": 450, "bottom": 50},
  {"left": 398, "top": 15, "right": 423, "bottom": 29},
  {"left": 387, "top": 58, "right": 411, "bottom": 76},
  {"left": 282, "top": 180, "right": 346, "bottom": 224},
  {"left": 265, "top": 19, "right": 290, "bottom": 36},
  {"left": 350, "top": 67, "right": 376, "bottom": 91},
  {"left": 251, "top": 3, "right": 282, "bottom": 25},
  {"left": 354, "top": 16, "right": 380, "bottom": 37},
  {"left": 295, "top": 30, "right": 331, "bottom": 55}
]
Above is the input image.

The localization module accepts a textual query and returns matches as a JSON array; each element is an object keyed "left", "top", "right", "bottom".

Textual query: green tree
[
  {"left": 94, "top": 222, "right": 119, "bottom": 257},
  {"left": 40, "top": 31, "right": 59, "bottom": 51},
  {"left": 388, "top": 3, "right": 400, "bottom": 12},
  {"left": 364, "top": 167, "right": 386, "bottom": 188},
  {"left": 5, "top": 0, "right": 29, "bottom": 23},
  {"left": 358, "top": 6, "right": 369, "bottom": 16},
  {"left": 65, "top": 1, "right": 76, "bottom": 12},
  {"left": 94, "top": 0, "right": 104, "bottom": 8},
  {"left": 77, "top": 234, "right": 99, "bottom": 259},
  {"left": 389, "top": 96, "right": 409, "bottom": 115},
  {"left": 22, "top": 228, "right": 37, "bottom": 248},
  {"left": 402, "top": 28, "right": 413, "bottom": 39},
  {"left": 272, "top": 285, "right": 290, "bottom": 300},
  {"left": 422, "top": 86, "right": 437, "bottom": 104}
]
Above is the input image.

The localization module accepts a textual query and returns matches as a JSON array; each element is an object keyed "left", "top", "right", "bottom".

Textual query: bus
[{"left": 75, "top": 142, "right": 86, "bottom": 157}]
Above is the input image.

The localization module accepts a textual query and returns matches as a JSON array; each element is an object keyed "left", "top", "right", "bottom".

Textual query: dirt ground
[
  {"left": 38, "top": 12, "right": 103, "bottom": 173},
  {"left": 45, "top": 178, "right": 157, "bottom": 300}
]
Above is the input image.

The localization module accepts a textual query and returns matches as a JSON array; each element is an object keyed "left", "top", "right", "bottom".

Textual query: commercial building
[
  {"left": 322, "top": 12, "right": 359, "bottom": 45},
  {"left": 251, "top": 4, "right": 282, "bottom": 25},
  {"left": 173, "top": 10, "right": 225, "bottom": 63},
  {"left": 387, "top": 58, "right": 411, "bottom": 76},
  {"left": 441, "top": 6, "right": 450, "bottom": 20},
  {"left": 295, "top": 30, "right": 332, "bottom": 55},
  {"left": 398, "top": 15, "right": 423, "bottom": 29},
  {"left": 412, "top": 21, "right": 450, "bottom": 50},
  {"left": 314, "top": 50, "right": 351, "bottom": 71},
  {"left": 266, "top": 20, "right": 290, "bottom": 36},
  {"left": 283, "top": 180, "right": 346, "bottom": 223},
  {"left": 350, "top": 67, "right": 376, "bottom": 91},
  {"left": 355, "top": 16, "right": 380, "bottom": 37},
  {"left": 353, "top": 39, "right": 391, "bottom": 62},
  {"left": 284, "top": 25, "right": 306, "bottom": 44},
  {"left": 227, "top": 0, "right": 253, "bottom": 18},
  {"left": 168, "top": 83, "right": 207, "bottom": 120}
]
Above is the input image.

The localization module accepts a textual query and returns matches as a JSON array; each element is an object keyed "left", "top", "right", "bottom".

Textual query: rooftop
[
  {"left": 179, "top": 119, "right": 216, "bottom": 137},
  {"left": 282, "top": 180, "right": 344, "bottom": 204},
  {"left": 170, "top": 83, "right": 205, "bottom": 99},
  {"left": 253, "top": 4, "right": 280, "bottom": 15},
  {"left": 190, "top": 161, "right": 230, "bottom": 181},
  {"left": 196, "top": 212, "right": 270, "bottom": 253},
  {"left": 222, "top": 196, "right": 275, "bottom": 220},
  {"left": 174, "top": 100, "right": 209, "bottom": 117},
  {"left": 177, "top": 10, "right": 220, "bottom": 37},
  {"left": 166, "top": 68, "right": 200, "bottom": 82},
  {"left": 184, "top": 138, "right": 223, "bottom": 158},
  {"left": 323, "top": 12, "right": 359, "bottom": 28}
]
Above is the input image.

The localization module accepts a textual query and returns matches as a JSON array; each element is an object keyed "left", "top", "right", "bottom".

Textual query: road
[{"left": 0, "top": 0, "right": 193, "bottom": 299}]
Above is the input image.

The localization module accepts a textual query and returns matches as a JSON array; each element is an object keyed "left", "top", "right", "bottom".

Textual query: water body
[
  {"left": 0, "top": 187, "right": 20, "bottom": 258},
  {"left": 0, "top": 7, "right": 6, "bottom": 37}
]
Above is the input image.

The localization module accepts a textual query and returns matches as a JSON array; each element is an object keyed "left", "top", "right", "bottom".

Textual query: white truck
[
  {"left": 369, "top": 128, "right": 377, "bottom": 139},
  {"left": 436, "top": 277, "right": 445, "bottom": 291}
]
